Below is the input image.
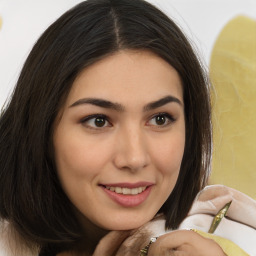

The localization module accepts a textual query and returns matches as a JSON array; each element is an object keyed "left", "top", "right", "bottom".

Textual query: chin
[{"left": 99, "top": 214, "right": 154, "bottom": 231}]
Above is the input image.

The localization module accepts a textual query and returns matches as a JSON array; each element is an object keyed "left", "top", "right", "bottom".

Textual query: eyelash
[
  {"left": 80, "top": 114, "right": 111, "bottom": 129},
  {"left": 80, "top": 112, "right": 175, "bottom": 130},
  {"left": 147, "top": 112, "right": 176, "bottom": 127}
]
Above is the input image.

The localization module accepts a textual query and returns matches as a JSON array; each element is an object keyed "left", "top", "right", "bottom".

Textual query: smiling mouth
[
  {"left": 100, "top": 182, "right": 154, "bottom": 207},
  {"left": 104, "top": 186, "right": 147, "bottom": 195},
  {"left": 101, "top": 184, "right": 153, "bottom": 207}
]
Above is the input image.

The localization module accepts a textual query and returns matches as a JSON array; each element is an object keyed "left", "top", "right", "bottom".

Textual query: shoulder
[{"left": 0, "top": 221, "right": 39, "bottom": 256}]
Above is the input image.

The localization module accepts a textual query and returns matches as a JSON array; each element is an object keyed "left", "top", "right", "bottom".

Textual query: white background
[{"left": 0, "top": 0, "right": 255, "bottom": 107}]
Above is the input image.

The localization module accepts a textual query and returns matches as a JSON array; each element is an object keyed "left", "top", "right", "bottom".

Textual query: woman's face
[{"left": 53, "top": 50, "right": 185, "bottom": 231}]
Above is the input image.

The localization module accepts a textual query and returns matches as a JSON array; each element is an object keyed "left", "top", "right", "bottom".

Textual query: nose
[{"left": 113, "top": 126, "right": 150, "bottom": 172}]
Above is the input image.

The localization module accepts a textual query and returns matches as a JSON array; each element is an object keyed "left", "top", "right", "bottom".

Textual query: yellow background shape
[
  {"left": 0, "top": 15, "right": 2, "bottom": 30},
  {"left": 210, "top": 16, "right": 256, "bottom": 199}
]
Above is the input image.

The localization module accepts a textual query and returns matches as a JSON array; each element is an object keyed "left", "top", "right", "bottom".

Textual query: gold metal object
[
  {"left": 140, "top": 237, "right": 158, "bottom": 256},
  {"left": 208, "top": 201, "right": 232, "bottom": 233}
]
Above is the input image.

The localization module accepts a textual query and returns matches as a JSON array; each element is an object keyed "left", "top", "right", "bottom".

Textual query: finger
[
  {"left": 148, "top": 246, "right": 189, "bottom": 256},
  {"left": 148, "top": 230, "right": 225, "bottom": 256},
  {"left": 92, "top": 230, "right": 131, "bottom": 256},
  {"left": 168, "top": 249, "right": 189, "bottom": 256},
  {"left": 149, "top": 230, "right": 195, "bottom": 252},
  {"left": 147, "top": 231, "right": 184, "bottom": 256}
]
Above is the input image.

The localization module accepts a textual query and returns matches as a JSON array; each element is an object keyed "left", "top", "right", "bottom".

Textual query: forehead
[{"left": 65, "top": 50, "right": 183, "bottom": 107}]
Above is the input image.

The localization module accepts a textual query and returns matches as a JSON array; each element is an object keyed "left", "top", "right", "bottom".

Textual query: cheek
[
  {"left": 153, "top": 133, "right": 185, "bottom": 175},
  {"left": 53, "top": 133, "right": 106, "bottom": 205},
  {"left": 54, "top": 131, "right": 109, "bottom": 179}
]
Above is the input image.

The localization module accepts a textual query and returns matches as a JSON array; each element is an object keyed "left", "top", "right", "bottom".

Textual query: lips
[{"left": 100, "top": 182, "right": 154, "bottom": 207}]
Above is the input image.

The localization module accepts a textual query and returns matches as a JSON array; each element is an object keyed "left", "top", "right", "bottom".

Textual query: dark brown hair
[{"left": 0, "top": 0, "right": 211, "bottom": 251}]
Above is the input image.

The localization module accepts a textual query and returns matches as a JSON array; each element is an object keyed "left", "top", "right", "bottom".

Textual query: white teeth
[
  {"left": 115, "top": 187, "right": 122, "bottom": 194},
  {"left": 131, "top": 188, "right": 138, "bottom": 195},
  {"left": 123, "top": 188, "right": 130, "bottom": 195},
  {"left": 105, "top": 186, "right": 147, "bottom": 195}
]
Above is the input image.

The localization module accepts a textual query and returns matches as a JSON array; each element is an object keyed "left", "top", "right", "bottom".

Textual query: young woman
[{"left": 0, "top": 0, "right": 255, "bottom": 255}]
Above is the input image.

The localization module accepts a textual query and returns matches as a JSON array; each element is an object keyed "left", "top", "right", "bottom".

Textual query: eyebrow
[
  {"left": 69, "top": 95, "right": 182, "bottom": 112},
  {"left": 143, "top": 95, "right": 182, "bottom": 111},
  {"left": 69, "top": 98, "right": 124, "bottom": 111}
]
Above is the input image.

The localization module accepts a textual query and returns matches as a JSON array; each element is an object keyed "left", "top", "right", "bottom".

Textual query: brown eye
[
  {"left": 94, "top": 117, "right": 106, "bottom": 127},
  {"left": 81, "top": 114, "right": 111, "bottom": 129},
  {"left": 147, "top": 113, "right": 175, "bottom": 127},
  {"left": 155, "top": 115, "right": 166, "bottom": 125}
]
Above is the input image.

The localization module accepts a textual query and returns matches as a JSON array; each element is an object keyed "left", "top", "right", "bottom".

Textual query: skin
[
  {"left": 53, "top": 50, "right": 224, "bottom": 255},
  {"left": 54, "top": 49, "right": 185, "bottom": 229},
  {"left": 147, "top": 230, "right": 226, "bottom": 256},
  {"left": 90, "top": 230, "right": 226, "bottom": 256}
]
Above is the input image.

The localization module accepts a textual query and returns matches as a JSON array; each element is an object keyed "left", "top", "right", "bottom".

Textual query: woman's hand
[
  {"left": 148, "top": 230, "right": 226, "bottom": 256},
  {"left": 92, "top": 230, "right": 132, "bottom": 256}
]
